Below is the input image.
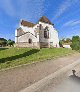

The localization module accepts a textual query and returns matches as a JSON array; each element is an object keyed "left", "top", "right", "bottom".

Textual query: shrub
[
  {"left": 7, "top": 39, "right": 15, "bottom": 47},
  {"left": 0, "top": 38, "right": 7, "bottom": 47},
  {"left": 59, "top": 40, "right": 63, "bottom": 47},
  {"left": 71, "top": 36, "right": 80, "bottom": 50}
]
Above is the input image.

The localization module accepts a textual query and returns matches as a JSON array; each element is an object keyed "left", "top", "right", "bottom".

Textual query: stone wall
[
  {"left": 40, "top": 42, "right": 50, "bottom": 48},
  {"left": 15, "top": 42, "right": 40, "bottom": 48}
]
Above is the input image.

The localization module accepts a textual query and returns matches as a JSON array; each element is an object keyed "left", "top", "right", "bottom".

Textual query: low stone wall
[
  {"left": 15, "top": 42, "right": 59, "bottom": 48},
  {"left": 40, "top": 42, "right": 50, "bottom": 48},
  {"left": 15, "top": 42, "right": 40, "bottom": 48}
]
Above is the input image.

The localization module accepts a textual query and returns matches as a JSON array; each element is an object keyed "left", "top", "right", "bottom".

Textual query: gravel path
[{"left": 0, "top": 53, "right": 80, "bottom": 92}]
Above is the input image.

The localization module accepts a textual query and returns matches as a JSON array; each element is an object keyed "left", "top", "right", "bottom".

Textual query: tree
[
  {"left": 65, "top": 38, "right": 72, "bottom": 43},
  {"left": 61, "top": 38, "right": 65, "bottom": 43},
  {"left": 0, "top": 38, "right": 7, "bottom": 47},
  {"left": 59, "top": 40, "right": 63, "bottom": 47},
  {"left": 71, "top": 36, "right": 80, "bottom": 50},
  {"left": 7, "top": 39, "right": 15, "bottom": 47}
]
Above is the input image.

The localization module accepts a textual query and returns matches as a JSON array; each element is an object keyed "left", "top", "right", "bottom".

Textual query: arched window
[
  {"left": 44, "top": 26, "right": 49, "bottom": 39},
  {"left": 28, "top": 39, "right": 32, "bottom": 44}
]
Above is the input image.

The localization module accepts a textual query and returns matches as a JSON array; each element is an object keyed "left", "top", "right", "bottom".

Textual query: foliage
[
  {"left": 0, "top": 47, "right": 75, "bottom": 70},
  {"left": 59, "top": 38, "right": 72, "bottom": 47},
  {"left": 65, "top": 38, "right": 72, "bottom": 43},
  {"left": 59, "top": 40, "right": 63, "bottom": 47},
  {"left": 0, "top": 38, "right": 15, "bottom": 47},
  {"left": 71, "top": 36, "right": 80, "bottom": 50},
  {"left": 7, "top": 39, "right": 15, "bottom": 47},
  {"left": 0, "top": 38, "right": 7, "bottom": 47}
]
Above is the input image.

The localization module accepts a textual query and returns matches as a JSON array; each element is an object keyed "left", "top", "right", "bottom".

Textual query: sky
[{"left": 0, "top": 0, "right": 80, "bottom": 40}]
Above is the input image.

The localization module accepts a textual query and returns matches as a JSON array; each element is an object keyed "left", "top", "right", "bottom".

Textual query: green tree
[
  {"left": 71, "top": 36, "right": 80, "bottom": 50},
  {"left": 59, "top": 40, "right": 63, "bottom": 47},
  {"left": 61, "top": 38, "right": 65, "bottom": 43},
  {"left": 65, "top": 38, "right": 72, "bottom": 43},
  {"left": 7, "top": 39, "right": 15, "bottom": 47},
  {"left": 0, "top": 38, "right": 7, "bottom": 47}
]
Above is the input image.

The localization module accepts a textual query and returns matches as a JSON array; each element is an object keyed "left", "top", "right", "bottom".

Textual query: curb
[{"left": 20, "top": 58, "right": 80, "bottom": 92}]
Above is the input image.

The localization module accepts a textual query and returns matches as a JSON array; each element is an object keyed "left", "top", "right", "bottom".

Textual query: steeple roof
[{"left": 39, "top": 16, "right": 54, "bottom": 25}]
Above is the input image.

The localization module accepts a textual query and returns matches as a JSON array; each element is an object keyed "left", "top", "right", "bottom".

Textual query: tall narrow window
[
  {"left": 44, "top": 31, "right": 47, "bottom": 38},
  {"left": 44, "top": 26, "right": 49, "bottom": 39},
  {"left": 28, "top": 39, "right": 32, "bottom": 44}
]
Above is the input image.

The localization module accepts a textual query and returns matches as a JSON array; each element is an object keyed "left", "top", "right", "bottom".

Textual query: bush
[
  {"left": 7, "top": 39, "right": 15, "bottom": 47},
  {"left": 59, "top": 40, "right": 63, "bottom": 47},
  {"left": 0, "top": 38, "right": 15, "bottom": 47},
  {"left": 0, "top": 38, "right": 7, "bottom": 47},
  {"left": 71, "top": 36, "right": 80, "bottom": 50}
]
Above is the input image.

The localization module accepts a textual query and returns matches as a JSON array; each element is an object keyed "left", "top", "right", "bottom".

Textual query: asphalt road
[
  {"left": 39, "top": 64, "right": 80, "bottom": 92},
  {"left": 0, "top": 53, "right": 80, "bottom": 92},
  {"left": 20, "top": 60, "right": 80, "bottom": 92},
  {"left": 42, "top": 73, "right": 80, "bottom": 92},
  {"left": 51, "top": 74, "right": 80, "bottom": 92}
]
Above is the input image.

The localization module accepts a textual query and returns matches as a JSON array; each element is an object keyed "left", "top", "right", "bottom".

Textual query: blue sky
[{"left": 0, "top": 0, "right": 80, "bottom": 40}]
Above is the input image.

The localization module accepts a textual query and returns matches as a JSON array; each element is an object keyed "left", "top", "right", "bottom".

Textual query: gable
[{"left": 18, "top": 32, "right": 38, "bottom": 42}]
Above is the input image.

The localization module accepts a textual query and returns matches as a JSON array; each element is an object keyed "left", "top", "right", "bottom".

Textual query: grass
[{"left": 0, "top": 47, "right": 76, "bottom": 70}]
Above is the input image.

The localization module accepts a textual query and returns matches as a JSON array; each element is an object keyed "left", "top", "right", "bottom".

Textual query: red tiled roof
[
  {"left": 21, "top": 20, "right": 35, "bottom": 27},
  {"left": 39, "top": 16, "right": 54, "bottom": 25},
  {"left": 20, "top": 16, "right": 54, "bottom": 27}
]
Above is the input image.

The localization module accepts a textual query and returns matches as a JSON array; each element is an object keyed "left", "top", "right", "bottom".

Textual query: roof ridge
[
  {"left": 20, "top": 16, "right": 54, "bottom": 27},
  {"left": 39, "top": 16, "right": 54, "bottom": 25},
  {"left": 22, "top": 20, "right": 35, "bottom": 25},
  {"left": 21, "top": 20, "right": 35, "bottom": 27},
  {"left": 16, "top": 31, "right": 37, "bottom": 38}
]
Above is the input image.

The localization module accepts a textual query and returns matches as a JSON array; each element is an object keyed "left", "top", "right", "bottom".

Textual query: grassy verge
[{"left": 0, "top": 47, "right": 76, "bottom": 70}]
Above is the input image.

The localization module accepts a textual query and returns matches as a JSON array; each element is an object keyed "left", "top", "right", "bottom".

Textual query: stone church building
[{"left": 15, "top": 16, "right": 59, "bottom": 48}]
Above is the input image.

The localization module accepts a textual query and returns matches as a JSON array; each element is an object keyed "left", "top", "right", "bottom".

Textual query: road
[
  {"left": 41, "top": 64, "right": 80, "bottom": 92},
  {"left": 50, "top": 74, "right": 80, "bottom": 92},
  {"left": 0, "top": 53, "right": 80, "bottom": 92},
  {"left": 20, "top": 59, "right": 80, "bottom": 92}
]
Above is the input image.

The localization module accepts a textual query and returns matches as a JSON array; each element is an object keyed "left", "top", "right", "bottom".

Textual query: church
[{"left": 15, "top": 16, "right": 59, "bottom": 48}]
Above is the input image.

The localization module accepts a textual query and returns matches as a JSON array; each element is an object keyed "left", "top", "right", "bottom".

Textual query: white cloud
[
  {"left": 0, "top": 0, "right": 16, "bottom": 16},
  {"left": 52, "top": 0, "right": 79, "bottom": 21},
  {"left": 62, "top": 20, "right": 80, "bottom": 28},
  {"left": 16, "top": 0, "right": 45, "bottom": 21},
  {"left": 0, "top": 0, "right": 45, "bottom": 22}
]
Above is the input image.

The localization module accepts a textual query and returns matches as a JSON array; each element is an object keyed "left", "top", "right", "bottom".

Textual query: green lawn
[{"left": 0, "top": 47, "right": 75, "bottom": 70}]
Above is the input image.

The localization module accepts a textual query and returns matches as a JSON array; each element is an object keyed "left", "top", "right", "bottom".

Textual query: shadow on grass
[
  {"left": 0, "top": 49, "right": 40, "bottom": 63},
  {"left": 0, "top": 48, "right": 8, "bottom": 51}
]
